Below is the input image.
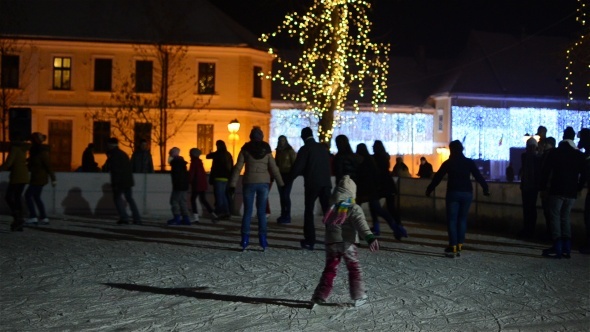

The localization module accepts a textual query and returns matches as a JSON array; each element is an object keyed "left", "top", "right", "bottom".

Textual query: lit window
[
  {"left": 198, "top": 62, "right": 215, "bottom": 95},
  {"left": 53, "top": 56, "right": 71, "bottom": 90}
]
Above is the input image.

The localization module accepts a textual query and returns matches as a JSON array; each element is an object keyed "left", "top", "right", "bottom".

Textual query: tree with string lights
[
  {"left": 261, "top": 0, "right": 389, "bottom": 143},
  {"left": 565, "top": 0, "right": 589, "bottom": 107}
]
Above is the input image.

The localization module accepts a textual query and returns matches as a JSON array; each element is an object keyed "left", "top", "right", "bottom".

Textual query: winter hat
[
  {"left": 563, "top": 126, "right": 576, "bottom": 140},
  {"left": 30, "top": 132, "right": 46, "bottom": 144},
  {"left": 249, "top": 126, "right": 264, "bottom": 141},
  {"left": 189, "top": 148, "right": 202, "bottom": 158},
  {"left": 526, "top": 137, "right": 538, "bottom": 147},
  {"left": 339, "top": 175, "right": 357, "bottom": 198},
  {"left": 169, "top": 147, "right": 180, "bottom": 156}
]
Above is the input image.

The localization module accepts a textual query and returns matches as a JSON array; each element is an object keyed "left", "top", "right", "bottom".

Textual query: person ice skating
[
  {"left": 81, "top": 143, "right": 99, "bottom": 172},
  {"left": 206, "top": 140, "right": 233, "bottom": 219},
  {"left": 311, "top": 175, "right": 379, "bottom": 307},
  {"left": 517, "top": 137, "right": 542, "bottom": 239},
  {"left": 228, "top": 126, "right": 284, "bottom": 251},
  {"left": 188, "top": 148, "right": 217, "bottom": 223},
  {"left": 425, "top": 140, "right": 490, "bottom": 258},
  {"left": 274, "top": 135, "right": 297, "bottom": 224},
  {"left": 24, "top": 132, "right": 56, "bottom": 225},
  {"left": 539, "top": 127, "right": 585, "bottom": 258},
  {"left": 130, "top": 139, "right": 154, "bottom": 173},
  {"left": 372, "top": 140, "right": 404, "bottom": 232},
  {"left": 578, "top": 128, "right": 590, "bottom": 254},
  {"left": 289, "top": 127, "right": 332, "bottom": 250},
  {"left": 333, "top": 134, "right": 361, "bottom": 185},
  {"left": 356, "top": 143, "right": 407, "bottom": 240},
  {"left": 0, "top": 132, "right": 30, "bottom": 232},
  {"left": 417, "top": 156, "right": 434, "bottom": 179},
  {"left": 105, "top": 137, "right": 142, "bottom": 225},
  {"left": 167, "top": 147, "right": 191, "bottom": 226}
]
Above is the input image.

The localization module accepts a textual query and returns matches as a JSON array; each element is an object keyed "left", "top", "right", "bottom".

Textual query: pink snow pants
[{"left": 312, "top": 243, "right": 365, "bottom": 301}]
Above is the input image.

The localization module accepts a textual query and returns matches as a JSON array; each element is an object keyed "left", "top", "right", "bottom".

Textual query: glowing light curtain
[
  {"left": 270, "top": 109, "right": 433, "bottom": 155},
  {"left": 451, "top": 106, "right": 590, "bottom": 160}
]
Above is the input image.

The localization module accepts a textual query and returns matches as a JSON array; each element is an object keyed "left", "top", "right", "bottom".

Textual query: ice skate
[
  {"left": 444, "top": 245, "right": 457, "bottom": 258},
  {"left": 354, "top": 295, "right": 368, "bottom": 307}
]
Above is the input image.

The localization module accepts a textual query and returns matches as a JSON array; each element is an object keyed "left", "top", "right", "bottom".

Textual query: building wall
[{"left": 7, "top": 39, "right": 274, "bottom": 171}]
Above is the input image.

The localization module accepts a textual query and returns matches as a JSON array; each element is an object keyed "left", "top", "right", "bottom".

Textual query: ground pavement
[{"left": 1, "top": 214, "right": 589, "bottom": 331}]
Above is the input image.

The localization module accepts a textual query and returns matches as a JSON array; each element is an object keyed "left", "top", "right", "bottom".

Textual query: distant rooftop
[{"left": 0, "top": 0, "right": 268, "bottom": 50}]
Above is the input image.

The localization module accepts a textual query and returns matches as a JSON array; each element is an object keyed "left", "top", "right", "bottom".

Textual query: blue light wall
[{"left": 451, "top": 106, "right": 590, "bottom": 161}]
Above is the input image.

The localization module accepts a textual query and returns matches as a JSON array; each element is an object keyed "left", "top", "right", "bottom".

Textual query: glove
[
  {"left": 51, "top": 181, "right": 57, "bottom": 187},
  {"left": 226, "top": 187, "right": 235, "bottom": 196},
  {"left": 425, "top": 189, "right": 432, "bottom": 197}
]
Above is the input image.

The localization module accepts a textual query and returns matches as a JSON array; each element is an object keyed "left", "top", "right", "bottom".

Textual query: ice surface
[{"left": 1, "top": 215, "right": 589, "bottom": 331}]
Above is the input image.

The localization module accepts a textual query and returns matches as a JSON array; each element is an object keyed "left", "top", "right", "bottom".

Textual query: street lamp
[{"left": 228, "top": 119, "right": 240, "bottom": 157}]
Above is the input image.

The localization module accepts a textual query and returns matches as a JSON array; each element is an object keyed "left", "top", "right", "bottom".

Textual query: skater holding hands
[{"left": 311, "top": 175, "right": 379, "bottom": 307}]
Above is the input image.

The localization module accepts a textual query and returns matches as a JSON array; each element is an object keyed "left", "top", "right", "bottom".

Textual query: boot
[
  {"left": 444, "top": 245, "right": 457, "bottom": 258},
  {"left": 241, "top": 234, "right": 249, "bottom": 251},
  {"left": 167, "top": 215, "right": 181, "bottom": 225},
  {"left": 10, "top": 211, "right": 24, "bottom": 232},
  {"left": 457, "top": 243, "right": 463, "bottom": 257},
  {"left": 542, "top": 240, "right": 562, "bottom": 259},
  {"left": 259, "top": 234, "right": 268, "bottom": 251},
  {"left": 193, "top": 213, "right": 200, "bottom": 223},
  {"left": 181, "top": 215, "right": 192, "bottom": 225},
  {"left": 392, "top": 223, "right": 408, "bottom": 241},
  {"left": 562, "top": 238, "right": 572, "bottom": 259},
  {"left": 371, "top": 221, "right": 380, "bottom": 236}
]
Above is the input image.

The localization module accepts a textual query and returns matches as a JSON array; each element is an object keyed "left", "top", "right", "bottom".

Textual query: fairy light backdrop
[
  {"left": 270, "top": 109, "right": 433, "bottom": 155},
  {"left": 452, "top": 106, "right": 590, "bottom": 161}
]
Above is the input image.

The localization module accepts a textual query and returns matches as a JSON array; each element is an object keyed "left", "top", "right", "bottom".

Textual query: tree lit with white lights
[
  {"left": 565, "top": 0, "right": 589, "bottom": 106},
  {"left": 261, "top": 0, "right": 389, "bottom": 143}
]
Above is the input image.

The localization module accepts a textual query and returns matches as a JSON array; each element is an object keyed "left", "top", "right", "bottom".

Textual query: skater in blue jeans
[{"left": 425, "top": 140, "right": 490, "bottom": 257}]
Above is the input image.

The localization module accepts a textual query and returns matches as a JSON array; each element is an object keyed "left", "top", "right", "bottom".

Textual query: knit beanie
[
  {"left": 249, "top": 126, "right": 264, "bottom": 141},
  {"left": 189, "top": 148, "right": 202, "bottom": 158}
]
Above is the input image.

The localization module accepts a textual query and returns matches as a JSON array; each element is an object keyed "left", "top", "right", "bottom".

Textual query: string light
[
  {"left": 452, "top": 106, "right": 590, "bottom": 160},
  {"left": 565, "top": 0, "right": 589, "bottom": 106},
  {"left": 260, "top": 0, "right": 390, "bottom": 142}
]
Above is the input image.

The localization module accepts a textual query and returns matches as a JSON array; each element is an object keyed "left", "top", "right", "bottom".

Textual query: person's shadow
[
  {"left": 61, "top": 187, "right": 93, "bottom": 216},
  {"left": 103, "top": 283, "right": 313, "bottom": 309},
  {"left": 95, "top": 183, "right": 119, "bottom": 217}
]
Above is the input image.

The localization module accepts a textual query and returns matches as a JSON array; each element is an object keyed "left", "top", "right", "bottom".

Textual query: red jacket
[{"left": 188, "top": 157, "right": 208, "bottom": 192}]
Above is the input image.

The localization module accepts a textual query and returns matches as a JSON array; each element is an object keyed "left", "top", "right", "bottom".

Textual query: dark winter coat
[
  {"left": 519, "top": 151, "right": 542, "bottom": 191},
  {"left": 188, "top": 157, "right": 208, "bottom": 192},
  {"left": 355, "top": 154, "right": 380, "bottom": 204},
  {"left": 0, "top": 141, "right": 31, "bottom": 184},
  {"left": 275, "top": 145, "right": 297, "bottom": 176},
  {"left": 206, "top": 150, "right": 233, "bottom": 185},
  {"left": 81, "top": 146, "right": 99, "bottom": 172},
  {"left": 417, "top": 162, "right": 434, "bottom": 178},
  {"left": 28, "top": 144, "right": 56, "bottom": 186},
  {"left": 131, "top": 150, "right": 154, "bottom": 173},
  {"left": 106, "top": 148, "right": 134, "bottom": 190},
  {"left": 373, "top": 152, "right": 396, "bottom": 197},
  {"left": 289, "top": 137, "right": 332, "bottom": 192},
  {"left": 170, "top": 156, "right": 189, "bottom": 191},
  {"left": 333, "top": 152, "right": 361, "bottom": 185},
  {"left": 539, "top": 140, "right": 585, "bottom": 198},
  {"left": 426, "top": 153, "right": 489, "bottom": 195}
]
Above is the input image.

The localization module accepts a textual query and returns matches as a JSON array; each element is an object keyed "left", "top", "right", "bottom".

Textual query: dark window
[
  {"left": 135, "top": 60, "right": 153, "bottom": 93},
  {"left": 253, "top": 66, "right": 263, "bottom": 98},
  {"left": 94, "top": 59, "right": 112, "bottom": 92},
  {"left": 197, "top": 62, "right": 215, "bottom": 94},
  {"left": 1, "top": 55, "right": 19, "bottom": 88},
  {"left": 93, "top": 121, "right": 111, "bottom": 153},
  {"left": 197, "top": 124, "right": 214, "bottom": 154},
  {"left": 53, "top": 57, "right": 71, "bottom": 90},
  {"left": 134, "top": 122, "right": 152, "bottom": 150}
]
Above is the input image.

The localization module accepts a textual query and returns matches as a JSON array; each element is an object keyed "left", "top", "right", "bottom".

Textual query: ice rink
[{"left": 1, "top": 214, "right": 589, "bottom": 331}]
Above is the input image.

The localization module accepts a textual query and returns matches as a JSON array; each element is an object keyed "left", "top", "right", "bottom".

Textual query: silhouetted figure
[
  {"left": 417, "top": 156, "right": 433, "bottom": 179},
  {"left": 131, "top": 139, "right": 154, "bottom": 173},
  {"left": 0, "top": 133, "right": 30, "bottom": 231},
  {"left": 505, "top": 163, "right": 515, "bottom": 182},
  {"left": 392, "top": 157, "right": 411, "bottom": 178},
  {"left": 206, "top": 140, "right": 233, "bottom": 219},
  {"left": 105, "top": 137, "right": 141, "bottom": 225},
  {"left": 274, "top": 135, "right": 297, "bottom": 224},
  {"left": 517, "top": 137, "right": 542, "bottom": 239},
  {"left": 24, "top": 132, "right": 56, "bottom": 225},
  {"left": 81, "top": 143, "right": 99, "bottom": 172}
]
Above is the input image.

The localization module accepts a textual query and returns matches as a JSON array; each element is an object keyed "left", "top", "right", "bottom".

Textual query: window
[
  {"left": 253, "top": 66, "right": 263, "bottom": 98},
  {"left": 197, "top": 62, "right": 215, "bottom": 94},
  {"left": 53, "top": 56, "right": 71, "bottom": 90},
  {"left": 135, "top": 60, "right": 153, "bottom": 93},
  {"left": 197, "top": 124, "right": 214, "bottom": 154},
  {"left": 134, "top": 122, "right": 152, "bottom": 150},
  {"left": 1, "top": 55, "right": 19, "bottom": 88},
  {"left": 94, "top": 59, "right": 112, "bottom": 92},
  {"left": 93, "top": 121, "right": 111, "bottom": 153}
]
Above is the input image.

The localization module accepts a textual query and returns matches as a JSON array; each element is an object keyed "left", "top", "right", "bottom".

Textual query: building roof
[
  {"left": 0, "top": 0, "right": 268, "bottom": 50},
  {"left": 434, "top": 31, "right": 585, "bottom": 102}
]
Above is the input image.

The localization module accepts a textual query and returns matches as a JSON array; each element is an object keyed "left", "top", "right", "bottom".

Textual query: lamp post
[{"left": 227, "top": 119, "right": 240, "bottom": 157}]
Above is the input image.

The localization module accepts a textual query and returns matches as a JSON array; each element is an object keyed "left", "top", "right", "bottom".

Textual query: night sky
[{"left": 213, "top": 0, "right": 582, "bottom": 58}]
